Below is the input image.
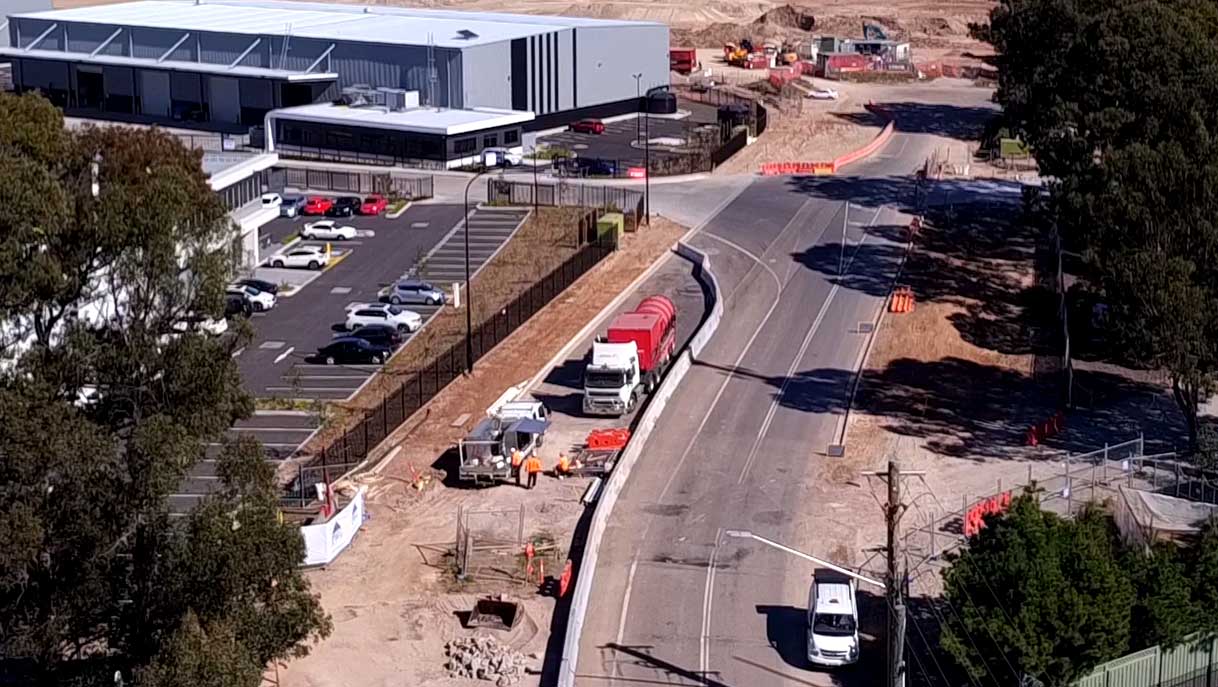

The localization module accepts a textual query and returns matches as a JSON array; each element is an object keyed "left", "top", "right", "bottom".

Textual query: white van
[{"left": 807, "top": 569, "right": 860, "bottom": 666}]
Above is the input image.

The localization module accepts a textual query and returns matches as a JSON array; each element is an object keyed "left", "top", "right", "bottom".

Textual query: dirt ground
[
  {"left": 276, "top": 217, "right": 687, "bottom": 687},
  {"left": 712, "top": 82, "right": 885, "bottom": 173},
  {"left": 54, "top": 0, "right": 995, "bottom": 65}
]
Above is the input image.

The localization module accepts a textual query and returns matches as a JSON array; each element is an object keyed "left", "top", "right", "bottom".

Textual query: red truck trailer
[
  {"left": 583, "top": 295, "right": 678, "bottom": 415},
  {"left": 670, "top": 47, "right": 698, "bottom": 75}
]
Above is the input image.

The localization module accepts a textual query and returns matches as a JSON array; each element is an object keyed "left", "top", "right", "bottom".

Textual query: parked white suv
[
  {"left": 226, "top": 284, "right": 276, "bottom": 312},
  {"left": 345, "top": 305, "right": 422, "bottom": 333},
  {"left": 268, "top": 246, "right": 329, "bottom": 270}
]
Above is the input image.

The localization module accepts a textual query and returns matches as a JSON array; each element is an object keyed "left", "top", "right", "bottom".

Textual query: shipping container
[{"left": 670, "top": 47, "right": 698, "bottom": 74}]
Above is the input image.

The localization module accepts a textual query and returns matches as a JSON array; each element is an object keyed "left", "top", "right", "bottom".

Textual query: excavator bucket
[{"left": 467, "top": 596, "right": 522, "bottom": 631}]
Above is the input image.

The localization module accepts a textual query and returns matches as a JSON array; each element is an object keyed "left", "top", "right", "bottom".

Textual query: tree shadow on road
[{"left": 833, "top": 101, "right": 998, "bottom": 141}]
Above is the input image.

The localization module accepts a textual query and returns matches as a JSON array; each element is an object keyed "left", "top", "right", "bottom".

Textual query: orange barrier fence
[
  {"left": 1025, "top": 411, "right": 1066, "bottom": 446},
  {"left": 964, "top": 491, "right": 1012, "bottom": 537},
  {"left": 759, "top": 161, "right": 836, "bottom": 176}
]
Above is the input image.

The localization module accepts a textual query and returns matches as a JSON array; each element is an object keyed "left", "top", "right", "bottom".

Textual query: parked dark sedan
[
  {"left": 325, "top": 196, "right": 362, "bottom": 217},
  {"left": 316, "top": 337, "right": 391, "bottom": 365},
  {"left": 235, "top": 277, "right": 279, "bottom": 295},
  {"left": 346, "top": 324, "right": 404, "bottom": 349}
]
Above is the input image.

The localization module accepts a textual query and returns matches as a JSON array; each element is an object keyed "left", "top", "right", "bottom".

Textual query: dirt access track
[{"left": 276, "top": 215, "right": 713, "bottom": 687}]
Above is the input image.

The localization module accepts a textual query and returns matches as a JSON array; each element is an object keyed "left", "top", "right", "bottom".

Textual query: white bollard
[{"left": 452, "top": 282, "right": 461, "bottom": 308}]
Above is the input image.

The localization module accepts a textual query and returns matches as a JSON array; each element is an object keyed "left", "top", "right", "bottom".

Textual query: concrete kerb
[{"left": 556, "top": 241, "right": 722, "bottom": 687}]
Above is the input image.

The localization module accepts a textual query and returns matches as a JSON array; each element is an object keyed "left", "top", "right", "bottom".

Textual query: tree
[
  {"left": 940, "top": 495, "right": 1133, "bottom": 686},
  {"left": 974, "top": 0, "right": 1218, "bottom": 449},
  {"left": 1124, "top": 542, "right": 1199, "bottom": 649},
  {"left": 0, "top": 92, "right": 329, "bottom": 685}
]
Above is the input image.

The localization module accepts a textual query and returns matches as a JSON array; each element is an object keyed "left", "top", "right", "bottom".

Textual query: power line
[
  {"left": 905, "top": 631, "right": 933, "bottom": 687},
  {"left": 900, "top": 593, "right": 957, "bottom": 687},
  {"left": 909, "top": 574, "right": 994, "bottom": 687},
  {"left": 946, "top": 573, "right": 1023, "bottom": 685}
]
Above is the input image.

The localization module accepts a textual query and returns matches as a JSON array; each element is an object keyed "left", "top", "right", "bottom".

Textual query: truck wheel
[{"left": 628, "top": 391, "right": 639, "bottom": 412}]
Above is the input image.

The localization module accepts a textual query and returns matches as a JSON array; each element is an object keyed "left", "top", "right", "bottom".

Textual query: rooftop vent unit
[
  {"left": 376, "top": 87, "right": 419, "bottom": 111},
  {"left": 341, "top": 84, "right": 381, "bottom": 107},
  {"left": 456, "top": 29, "right": 479, "bottom": 40}
]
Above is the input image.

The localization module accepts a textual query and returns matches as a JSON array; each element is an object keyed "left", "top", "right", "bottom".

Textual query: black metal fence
[
  {"left": 273, "top": 167, "right": 434, "bottom": 199},
  {"left": 284, "top": 212, "right": 613, "bottom": 503},
  {"left": 549, "top": 124, "right": 749, "bottom": 181},
  {"left": 487, "top": 179, "right": 645, "bottom": 230},
  {"left": 675, "top": 86, "right": 769, "bottom": 137}
]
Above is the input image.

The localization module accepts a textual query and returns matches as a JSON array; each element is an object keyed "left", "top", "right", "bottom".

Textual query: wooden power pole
[
  {"left": 887, "top": 460, "right": 906, "bottom": 687},
  {"left": 869, "top": 459, "right": 924, "bottom": 687}
]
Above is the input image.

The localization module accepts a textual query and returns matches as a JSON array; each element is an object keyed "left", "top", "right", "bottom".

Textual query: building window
[
  {"left": 503, "top": 129, "right": 520, "bottom": 145},
  {"left": 454, "top": 137, "right": 476, "bottom": 155},
  {"left": 483, "top": 134, "right": 498, "bottom": 148}
]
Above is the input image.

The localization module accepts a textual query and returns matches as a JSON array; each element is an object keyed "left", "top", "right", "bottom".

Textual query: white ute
[{"left": 807, "top": 569, "right": 860, "bottom": 666}]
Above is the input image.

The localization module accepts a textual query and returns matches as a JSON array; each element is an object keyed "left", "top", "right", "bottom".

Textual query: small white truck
[{"left": 456, "top": 395, "right": 550, "bottom": 485}]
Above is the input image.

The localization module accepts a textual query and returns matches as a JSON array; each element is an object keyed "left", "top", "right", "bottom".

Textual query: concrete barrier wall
[
  {"left": 834, "top": 119, "right": 895, "bottom": 170},
  {"left": 557, "top": 240, "right": 722, "bottom": 687}
]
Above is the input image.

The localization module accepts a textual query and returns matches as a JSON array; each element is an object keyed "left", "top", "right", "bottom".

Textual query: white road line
[
  {"left": 614, "top": 558, "right": 640, "bottom": 650},
  {"left": 700, "top": 528, "right": 724, "bottom": 679},
  {"left": 736, "top": 205, "right": 883, "bottom": 485},
  {"left": 273, "top": 346, "right": 295, "bottom": 364},
  {"left": 700, "top": 232, "right": 781, "bottom": 295},
  {"left": 231, "top": 346, "right": 245, "bottom": 358}
]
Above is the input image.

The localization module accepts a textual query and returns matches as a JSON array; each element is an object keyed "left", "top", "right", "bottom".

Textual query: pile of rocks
[{"left": 444, "top": 635, "right": 527, "bottom": 685}]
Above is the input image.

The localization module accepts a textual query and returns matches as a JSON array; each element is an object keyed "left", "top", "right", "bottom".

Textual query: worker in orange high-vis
[
  {"left": 524, "top": 452, "right": 543, "bottom": 489},
  {"left": 510, "top": 448, "right": 524, "bottom": 486},
  {"left": 554, "top": 453, "right": 571, "bottom": 479}
]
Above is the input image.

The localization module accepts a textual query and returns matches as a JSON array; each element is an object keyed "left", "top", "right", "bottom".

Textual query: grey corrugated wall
[
  {"left": 460, "top": 40, "right": 511, "bottom": 110},
  {"left": 573, "top": 25, "right": 668, "bottom": 107}
]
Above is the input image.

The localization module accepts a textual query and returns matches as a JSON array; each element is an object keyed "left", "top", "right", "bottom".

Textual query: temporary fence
[
  {"left": 672, "top": 86, "right": 768, "bottom": 137},
  {"left": 272, "top": 167, "right": 434, "bottom": 199},
  {"left": 454, "top": 504, "right": 530, "bottom": 583},
  {"left": 488, "top": 179, "right": 645, "bottom": 231},
  {"left": 290, "top": 215, "right": 615, "bottom": 501},
  {"left": 900, "top": 437, "right": 1204, "bottom": 572}
]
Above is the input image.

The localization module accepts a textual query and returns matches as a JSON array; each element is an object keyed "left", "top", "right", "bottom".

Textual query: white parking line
[
  {"left": 231, "top": 346, "right": 245, "bottom": 358},
  {"left": 273, "top": 346, "right": 295, "bottom": 364}
]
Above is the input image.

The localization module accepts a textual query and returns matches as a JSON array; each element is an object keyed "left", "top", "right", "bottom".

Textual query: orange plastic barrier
[
  {"left": 964, "top": 491, "right": 1012, "bottom": 537},
  {"left": 1026, "top": 411, "right": 1066, "bottom": 446},
  {"left": 586, "top": 428, "right": 631, "bottom": 450},
  {"left": 559, "top": 559, "right": 573, "bottom": 597},
  {"left": 759, "top": 161, "right": 836, "bottom": 176}
]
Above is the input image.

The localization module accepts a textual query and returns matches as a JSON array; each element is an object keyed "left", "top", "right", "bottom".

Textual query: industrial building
[{"left": 2, "top": 0, "right": 669, "bottom": 166}]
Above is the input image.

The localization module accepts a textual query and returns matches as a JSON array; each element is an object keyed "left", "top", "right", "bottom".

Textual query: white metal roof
[
  {"left": 268, "top": 102, "right": 534, "bottom": 136},
  {"left": 11, "top": 0, "right": 662, "bottom": 49},
  {"left": 0, "top": 46, "right": 337, "bottom": 81}
]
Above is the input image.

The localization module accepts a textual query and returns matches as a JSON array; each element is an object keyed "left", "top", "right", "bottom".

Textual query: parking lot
[
  {"left": 538, "top": 105, "right": 720, "bottom": 167},
  {"left": 237, "top": 203, "right": 466, "bottom": 401}
]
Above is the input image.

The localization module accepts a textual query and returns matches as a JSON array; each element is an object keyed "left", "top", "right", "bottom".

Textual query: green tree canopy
[
  {"left": 942, "top": 493, "right": 1218, "bottom": 685},
  {"left": 0, "top": 92, "right": 330, "bottom": 686},
  {"left": 976, "top": 0, "right": 1218, "bottom": 448}
]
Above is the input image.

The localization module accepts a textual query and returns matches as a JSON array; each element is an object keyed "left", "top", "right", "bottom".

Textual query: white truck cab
[
  {"left": 807, "top": 569, "right": 860, "bottom": 666},
  {"left": 583, "top": 341, "right": 641, "bottom": 415}
]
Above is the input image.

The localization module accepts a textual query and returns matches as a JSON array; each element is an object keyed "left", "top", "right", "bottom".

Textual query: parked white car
[
  {"left": 226, "top": 284, "right": 277, "bottom": 312},
  {"left": 345, "top": 305, "right": 422, "bottom": 333},
  {"left": 268, "top": 246, "right": 329, "bottom": 270},
  {"left": 808, "top": 87, "right": 839, "bottom": 100},
  {"left": 344, "top": 302, "right": 394, "bottom": 315},
  {"left": 171, "top": 316, "right": 229, "bottom": 337},
  {"left": 301, "top": 220, "right": 357, "bottom": 241}
]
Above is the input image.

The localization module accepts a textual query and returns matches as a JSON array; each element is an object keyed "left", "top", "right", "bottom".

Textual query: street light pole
[
  {"left": 532, "top": 146, "right": 539, "bottom": 214},
  {"left": 462, "top": 170, "right": 487, "bottom": 373},
  {"left": 644, "top": 107, "right": 650, "bottom": 226},
  {"left": 723, "top": 530, "right": 886, "bottom": 589},
  {"left": 632, "top": 73, "right": 643, "bottom": 141}
]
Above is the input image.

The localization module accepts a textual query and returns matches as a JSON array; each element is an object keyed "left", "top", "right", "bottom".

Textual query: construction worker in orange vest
[
  {"left": 510, "top": 447, "right": 524, "bottom": 486},
  {"left": 555, "top": 452, "right": 571, "bottom": 479},
  {"left": 524, "top": 452, "right": 543, "bottom": 489}
]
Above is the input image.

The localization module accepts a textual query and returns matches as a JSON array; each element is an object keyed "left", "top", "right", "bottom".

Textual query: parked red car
[
  {"left": 303, "top": 196, "right": 334, "bottom": 216},
  {"left": 359, "top": 194, "right": 388, "bottom": 215},
  {"left": 570, "top": 118, "right": 606, "bottom": 135}
]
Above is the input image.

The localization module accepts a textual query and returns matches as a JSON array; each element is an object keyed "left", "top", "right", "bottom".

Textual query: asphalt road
[
  {"left": 575, "top": 88, "right": 999, "bottom": 686},
  {"left": 525, "top": 252, "right": 709, "bottom": 461}
]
